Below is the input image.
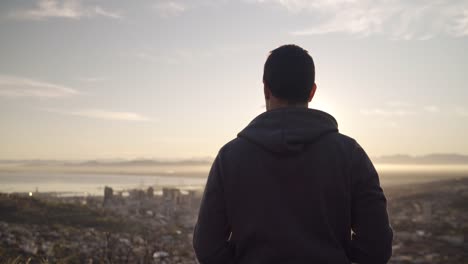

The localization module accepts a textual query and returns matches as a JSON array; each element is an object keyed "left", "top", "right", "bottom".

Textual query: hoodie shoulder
[
  {"left": 331, "top": 132, "right": 359, "bottom": 147},
  {"left": 218, "top": 108, "right": 364, "bottom": 161},
  {"left": 218, "top": 137, "right": 252, "bottom": 156},
  {"left": 325, "top": 132, "right": 362, "bottom": 154},
  {"left": 237, "top": 108, "right": 340, "bottom": 154}
]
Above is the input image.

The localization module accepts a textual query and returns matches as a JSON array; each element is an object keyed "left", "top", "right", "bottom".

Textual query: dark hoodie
[{"left": 193, "top": 108, "right": 393, "bottom": 264}]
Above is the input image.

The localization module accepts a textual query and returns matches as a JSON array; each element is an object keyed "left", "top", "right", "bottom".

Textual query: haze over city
[{"left": 1, "top": 0, "right": 468, "bottom": 160}]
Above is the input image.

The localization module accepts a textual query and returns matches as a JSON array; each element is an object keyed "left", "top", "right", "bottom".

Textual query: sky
[{"left": 0, "top": 0, "right": 467, "bottom": 160}]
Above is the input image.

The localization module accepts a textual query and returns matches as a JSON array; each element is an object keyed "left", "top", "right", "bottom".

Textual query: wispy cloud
[
  {"left": 255, "top": 0, "right": 468, "bottom": 39},
  {"left": 452, "top": 8, "right": 468, "bottom": 36},
  {"left": 385, "top": 101, "right": 413, "bottom": 108},
  {"left": 77, "top": 76, "right": 106, "bottom": 83},
  {"left": 361, "top": 102, "right": 445, "bottom": 116},
  {"left": 10, "top": 0, "right": 122, "bottom": 20},
  {"left": 455, "top": 106, "right": 468, "bottom": 117},
  {"left": 360, "top": 108, "right": 415, "bottom": 117},
  {"left": 0, "top": 75, "right": 78, "bottom": 98},
  {"left": 361, "top": 100, "right": 417, "bottom": 116},
  {"left": 92, "top": 6, "right": 122, "bottom": 19},
  {"left": 385, "top": 121, "right": 398, "bottom": 128},
  {"left": 423, "top": 105, "right": 440, "bottom": 113},
  {"left": 153, "top": 1, "right": 187, "bottom": 18},
  {"left": 46, "top": 109, "right": 151, "bottom": 122}
]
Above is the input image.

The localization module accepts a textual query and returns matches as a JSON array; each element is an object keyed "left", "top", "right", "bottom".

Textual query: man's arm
[
  {"left": 349, "top": 144, "right": 393, "bottom": 264},
  {"left": 193, "top": 154, "right": 234, "bottom": 264}
]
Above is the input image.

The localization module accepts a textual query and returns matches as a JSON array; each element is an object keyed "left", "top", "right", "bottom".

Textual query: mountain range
[
  {"left": 1, "top": 154, "right": 468, "bottom": 166},
  {"left": 372, "top": 153, "right": 468, "bottom": 164}
]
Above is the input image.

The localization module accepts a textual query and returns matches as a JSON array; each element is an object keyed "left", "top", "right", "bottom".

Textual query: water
[
  {"left": 0, "top": 172, "right": 207, "bottom": 196},
  {"left": 1, "top": 165, "right": 468, "bottom": 196},
  {"left": 376, "top": 164, "right": 468, "bottom": 186}
]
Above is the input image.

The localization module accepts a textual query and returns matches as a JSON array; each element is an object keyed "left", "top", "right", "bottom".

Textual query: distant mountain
[
  {"left": 0, "top": 159, "right": 67, "bottom": 166},
  {"left": 74, "top": 158, "right": 213, "bottom": 167},
  {"left": 373, "top": 154, "right": 468, "bottom": 164},
  {"left": 2, "top": 154, "right": 468, "bottom": 166}
]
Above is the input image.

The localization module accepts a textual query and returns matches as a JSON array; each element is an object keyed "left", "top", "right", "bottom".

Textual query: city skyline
[{"left": 1, "top": 0, "right": 468, "bottom": 159}]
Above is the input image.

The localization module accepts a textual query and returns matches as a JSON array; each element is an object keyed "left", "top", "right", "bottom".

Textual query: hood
[{"left": 238, "top": 108, "right": 338, "bottom": 154}]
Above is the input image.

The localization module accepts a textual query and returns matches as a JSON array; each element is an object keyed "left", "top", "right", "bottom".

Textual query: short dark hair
[{"left": 263, "top": 44, "right": 315, "bottom": 103}]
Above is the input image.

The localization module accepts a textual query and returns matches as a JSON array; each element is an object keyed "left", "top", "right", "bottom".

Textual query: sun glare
[{"left": 311, "top": 99, "right": 335, "bottom": 114}]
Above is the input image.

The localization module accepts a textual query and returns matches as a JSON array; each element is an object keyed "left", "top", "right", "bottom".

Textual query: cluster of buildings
[
  {"left": 101, "top": 186, "right": 201, "bottom": 227},
  {"left": 0, "top": 186, "right": 203, "bottom": 263},
  {"left": 1, "top": 178, "right": 468, "bottom": 263},
  {"left": 386, "top": 179, "right": 468, "bottom": 263}
]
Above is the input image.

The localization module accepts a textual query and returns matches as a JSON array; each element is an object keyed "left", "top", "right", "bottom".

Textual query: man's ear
[
  {"left": 264, "top": 82, "right": 271, "bottom": 100},
  {"left": 308, "top": 83, "right": 317, "bottom": 102}
]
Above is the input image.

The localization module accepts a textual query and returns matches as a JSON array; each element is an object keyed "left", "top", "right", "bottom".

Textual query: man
[{"left": 193, "top": 44, "right": 393, "bottom": 264}]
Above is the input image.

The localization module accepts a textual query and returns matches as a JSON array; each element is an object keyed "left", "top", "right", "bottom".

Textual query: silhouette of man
[{"left": 193, "top": 44, "right": 393, "bottom": 264}]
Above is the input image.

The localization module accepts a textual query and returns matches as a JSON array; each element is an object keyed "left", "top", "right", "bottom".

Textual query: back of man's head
[{"left": 263, "top": 44, "right": 315, "bottom": 104}]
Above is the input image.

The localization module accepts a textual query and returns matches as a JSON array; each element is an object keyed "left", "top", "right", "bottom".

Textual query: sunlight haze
[{"left": 1, "top": 0, "right": 468, "bottom": 160}]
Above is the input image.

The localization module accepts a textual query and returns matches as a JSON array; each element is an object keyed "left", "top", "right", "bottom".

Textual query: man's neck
[{"left": 266, "top": 102, "right": 308, "bottom": 111}]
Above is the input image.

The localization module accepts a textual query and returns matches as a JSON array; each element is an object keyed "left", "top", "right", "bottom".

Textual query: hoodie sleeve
[
  {"left": 349, "top": 144, "right": 393, "bottom": 264},
  {"left": 193, "top": 153, "right": 235, "bottom": 264}
]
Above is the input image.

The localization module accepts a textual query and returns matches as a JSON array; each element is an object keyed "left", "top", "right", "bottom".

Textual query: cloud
[
  {"left": 423, "top": 105, "right": 440, "bottom": 113},
  {"left": 152, "top": 0, "right": 228, "bottom": 18},
  {"left": 0, "top": 75, "right": 78, "bottom": 98},
  {"left": 46, "top": 109, "right": 151, "bottom": 122},
  {"left": 362, "top": 103, "right": 446, "bottom": 117},
  {"left": 92, "top": 6, "right": 122, "bottom": 19},
  {"left": 386, "top": 121, "right": 398, "bottom": 127},
  {"left": 361, "top": 100, "right": 416, "bottom": 116},
  {"left": 153, "top": 1, "right": 187, "bottom": 18},
  {"left": 455, "top": 106, "right": 468, "bottom": 116},
  {"left": 77, "top": 76, "right": 106, "bottom": 83},
  {"left": 10, "top": 0, "right": 122, "bottom": 20},
  {"left": 452, "top": 8, "right": 468, "bottom": 36},
  {"left": 360, "top": 108, "right": 415, "bottom": 117},
  {"left": 361, "top": 102, "right": 445, "bottom": 116},
  {"left": 385, "top": 101, "right": 413, "bottom": 108},
  {"left": 255, "top": 0, "right": 468, "bottom": 39}
]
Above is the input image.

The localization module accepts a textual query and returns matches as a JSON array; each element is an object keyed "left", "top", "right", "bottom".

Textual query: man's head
[{"left": 263, "top": 44, "right": 316, "bottom": 111}]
